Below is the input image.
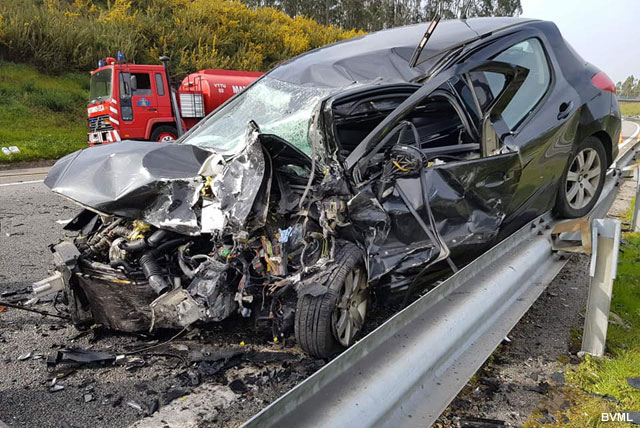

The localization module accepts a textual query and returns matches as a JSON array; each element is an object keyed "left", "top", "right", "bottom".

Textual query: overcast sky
[{"left": 520, "top": 0, "right": 639, "bottom": 84}]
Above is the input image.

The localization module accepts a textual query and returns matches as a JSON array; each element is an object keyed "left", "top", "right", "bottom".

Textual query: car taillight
[{"left": 591, "top": 71, "right": 616, "bottom": 94}]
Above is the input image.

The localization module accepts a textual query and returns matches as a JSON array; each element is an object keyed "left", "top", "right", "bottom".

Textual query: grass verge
[
  {"left": 524, "top": 202, "right": 640, "bottom": 427},
  {"left": 620, "top": 101, "right": 640, "bottom": 117},
  {"left": 0, "top": 61, "right": 87, "bottom": 164}
]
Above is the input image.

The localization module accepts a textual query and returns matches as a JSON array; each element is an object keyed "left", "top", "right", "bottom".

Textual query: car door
[
  {"left": 462, "top": 35, "right": 581, "bottom": 232},
  {"left": 345, "top": 76, "right": 525, "bottom": 285},
  {"left": 344, "top": 27, "right": 586, "bottom": 281}
]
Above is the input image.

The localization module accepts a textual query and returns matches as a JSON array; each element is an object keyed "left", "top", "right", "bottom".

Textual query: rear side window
[
  {"left": 472, "top": 38, "right": 551, "bottom": 130},
  {"left": 155, "top": 73, "right": 165, "bottom": 96},
  {"left": 132, "top": 73, "right": 152, "bottom": 96}
]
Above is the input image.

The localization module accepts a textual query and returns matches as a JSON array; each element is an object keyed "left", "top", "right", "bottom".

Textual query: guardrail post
[
  {"left": 632, "top": 168, "right": 640, "bottom": 233},
  {"left": 580, "top": 219, "right": 621, "bottom": 357}
]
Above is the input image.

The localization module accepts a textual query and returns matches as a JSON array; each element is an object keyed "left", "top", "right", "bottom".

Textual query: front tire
[
  {"left": 295, "top": 244, "right": 368, "bottom": 358},
  {"left": 555, "top": 136, "right": 606, "bottom": 218}
]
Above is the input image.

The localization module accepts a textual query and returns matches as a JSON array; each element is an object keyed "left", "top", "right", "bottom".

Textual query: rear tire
[
  {"left": 150, "top": 126, "right": 178, "bottom": 142},
  {"left": 295, "top": 244, "right": 368, "bottom": 358},
  {"left": 554, "top": 136, "right": 606, "bottom": 218}
]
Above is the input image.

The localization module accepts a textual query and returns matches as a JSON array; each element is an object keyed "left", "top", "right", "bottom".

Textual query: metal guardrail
[
  {"left": 632, "top": 168, "right": 640, "bottom": 233},
  {"left": 581, "top": 219, "right": 621, "bottom": 357},
  {"left": 240, "top": 141, "right": 639, "bottom": 428}
]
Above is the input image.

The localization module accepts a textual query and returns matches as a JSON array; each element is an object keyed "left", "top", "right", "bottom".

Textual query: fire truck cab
[{"left": 87, "top": 57, "right": 262, "bottom": 144}]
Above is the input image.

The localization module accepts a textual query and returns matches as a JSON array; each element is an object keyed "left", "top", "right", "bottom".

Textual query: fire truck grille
[{"left": 88, "top": 115, "right": 114, "bottom": 132}]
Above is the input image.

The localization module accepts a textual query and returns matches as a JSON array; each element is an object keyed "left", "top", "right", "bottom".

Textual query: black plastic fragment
[
  {"left": 627, "top": 377, "right": 640, "bottom": 389},
  {"left": 47, "top": 348, "right": 116, "bottom": 366},
  {"left": 535, "top": 410, "right": 557, "bottom": 426},
  {"left": 459, "top": 417, "right": 506, "bottom": 428},
  {"left": 229, "top": 379, "right": 249, "bottom": 394},
  {"left": 162, "top": 388, "right": 188, "bottom": 404}
]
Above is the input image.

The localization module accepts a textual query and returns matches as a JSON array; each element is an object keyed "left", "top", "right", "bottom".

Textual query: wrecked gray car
[{"left": 39, "top": 18, "right": 620, "bottom": 357}]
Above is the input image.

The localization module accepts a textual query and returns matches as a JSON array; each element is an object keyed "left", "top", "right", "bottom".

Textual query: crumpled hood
[{"left": 44, "top": 141, "right": 265, "bottom": 235}]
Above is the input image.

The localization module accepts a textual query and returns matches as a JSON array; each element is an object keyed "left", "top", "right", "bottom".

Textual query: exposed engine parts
[
  {"left": 40, "top": 131, "right": 373, "bottom": 357},
  {"left": 56, "top": 199, "right": 345, "bottom": 340}
]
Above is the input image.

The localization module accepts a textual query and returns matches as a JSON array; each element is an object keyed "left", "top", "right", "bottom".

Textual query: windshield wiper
[{"left": 409, "top": 16, "right": 441, "bottom": 69}]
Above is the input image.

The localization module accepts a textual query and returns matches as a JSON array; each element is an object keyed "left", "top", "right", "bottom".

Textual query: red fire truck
[{"left": 87, "top": 55, "right": 263, "bottom": 144}]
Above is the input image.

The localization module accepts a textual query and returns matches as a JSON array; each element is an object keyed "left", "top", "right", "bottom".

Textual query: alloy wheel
[
  {"left": 565, "top": 147, "right": 602, "bottom": 210},
  {"left": 332, "top": 266, "right": 368, "bottom": 347}
]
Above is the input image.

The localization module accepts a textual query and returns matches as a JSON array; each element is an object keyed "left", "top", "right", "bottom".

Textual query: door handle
[
  {"left": 147, "top": 108, "right": 158, "bottom": 112},
  {"left": 557, "top": 101, "right": 573, "bottom": 120},
  {"left": 476, "top": 171, "right": 507, "bottom": 189}
]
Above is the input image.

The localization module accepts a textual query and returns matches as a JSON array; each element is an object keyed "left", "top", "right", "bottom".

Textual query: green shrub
[
  {"left": 19, "top": 78, "right": 36, "bottom": 93},
  {"left": 0, "top": 85, "right": 17, "bottom": 102},
  {"left": 0, "top": 61, "right": 87, "bottom": 163},
  {"left": 30, "top": 88, "right": 78, "bottom": 113},
  {"left": 620, "top": 101, "right": 640, "bottom": 117},
  {"left": 0, "top": 0, "right": 362, "bottom": 75}
]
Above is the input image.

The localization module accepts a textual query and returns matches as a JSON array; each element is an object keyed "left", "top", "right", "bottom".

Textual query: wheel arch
[
  {"left": 590, "top": 130, "right": 613, "bottom": 167},
  {"left": 147, "top": 120, "right": 177, "bottom": 140}
]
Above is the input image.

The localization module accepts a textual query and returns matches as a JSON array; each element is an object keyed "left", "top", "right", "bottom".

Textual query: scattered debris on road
[{"left": 48, "top": 348, "right": 117, "bottom": 366}]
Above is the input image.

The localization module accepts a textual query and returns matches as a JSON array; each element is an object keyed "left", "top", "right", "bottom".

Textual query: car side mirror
[
  {"left": 390, "top": 144, "right": 423, "bottom": 172},
  {"left": 130, "top": 75, "right": 137, "bottom": 92}
]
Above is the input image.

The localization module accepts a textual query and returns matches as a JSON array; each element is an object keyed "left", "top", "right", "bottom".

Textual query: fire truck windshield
[
  {"left": 182, "top": 76, "right": 335, "bottom": 156},
  {"left": 89, "top": 69, "right": 112, "bottom": 103}
]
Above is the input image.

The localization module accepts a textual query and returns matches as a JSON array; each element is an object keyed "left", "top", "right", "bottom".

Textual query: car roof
[{"left": 269, "top": 17, "right": 538, "bottom": 88}]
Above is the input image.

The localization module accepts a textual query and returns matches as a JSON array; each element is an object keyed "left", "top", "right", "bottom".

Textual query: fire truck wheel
[{"left": 151, "top": 126, "right": 178, "bottom": 143}]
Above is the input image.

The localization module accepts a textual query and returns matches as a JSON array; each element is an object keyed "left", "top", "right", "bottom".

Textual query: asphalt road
[
  {"left": 0, "top": 183, "right": 162, "bottom": 428},
  {"left": 622, "top": 118, "right": 640, "bottom": 139},
  {"left": 0, "top": 120, "right": 637, "bottom": 427},
  {"left": 0, "top": 167, "right": 49, "bottom": 186},
  {"left": 0, "top": 181, "right": 321, "bottom": 428},
  {"left": 0, "top": 181, "right": 73, "bottom": 291}
]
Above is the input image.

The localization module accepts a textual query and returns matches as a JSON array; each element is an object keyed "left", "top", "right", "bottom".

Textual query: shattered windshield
[{"left": 182, "top": 76, "right": 335, "bottom": 156}]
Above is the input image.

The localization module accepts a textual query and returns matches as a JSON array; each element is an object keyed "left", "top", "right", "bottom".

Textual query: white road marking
[
  {"left": 619, "top": 121, "right": 640, "bottom": 154},
  {"left": 0, "top": 179, "right": 44, "bottom": 187},
  {"left": 628, "top": 121, "right": 640, "bottom": 139}
]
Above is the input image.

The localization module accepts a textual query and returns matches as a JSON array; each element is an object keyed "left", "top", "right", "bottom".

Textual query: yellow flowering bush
[{"left": 0, "top": 0, "right": 363, "bottom": 75}]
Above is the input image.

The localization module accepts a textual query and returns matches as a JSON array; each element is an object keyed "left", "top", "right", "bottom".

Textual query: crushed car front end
[{"left": 38, "top": 99, "right": 370, "bottom": 355}]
